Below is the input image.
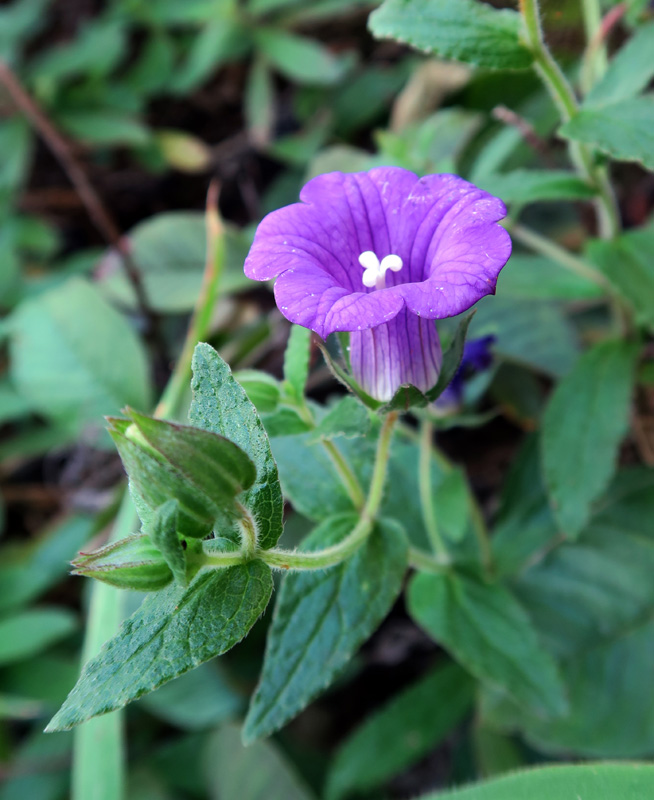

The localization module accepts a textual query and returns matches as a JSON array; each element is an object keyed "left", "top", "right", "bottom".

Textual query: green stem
[
  {"left": 408, "top": 545, "right": 450, "bottom": 573},
  {"left": 509, "top": 222, "right": 610, "bottom": 288},
  {"left": 519, "top": 0, "right": 620, "bottom": 239},
  {"left": 322, "top": 438, "right": 366, "bottom": 511},
  {"left": 418, "top": 419, "right": 448, "bottom": 558},
  {"left": 156, "top": 181, "right": 223, "bottom": 419},
  {"left": 580, "top": 0, "right": 608, "bottom": 94},
  {"left": 72, "top": 186, "right": 225, "bottom": 800},
  {"left": 236, "top": 502, "right": 258, "bottom": 557},
  {"left": 261, "top": 412, "right": 398, "bottom": 571},
  {"left": 295, "top": 396, "right": 366, "bottom": 511}
]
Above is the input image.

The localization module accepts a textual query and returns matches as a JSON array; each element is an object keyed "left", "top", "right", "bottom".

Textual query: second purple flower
[{"left": 244, "top": 168, "right": 511, "bottom": 401}]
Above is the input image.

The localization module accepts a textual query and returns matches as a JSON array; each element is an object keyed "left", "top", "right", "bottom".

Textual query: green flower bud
[
  {"left": 107, "top": 409, "right": 257, "bottom": 538},
  {"left": 72, "top": 534, "right": 173, "bottom": 591}
]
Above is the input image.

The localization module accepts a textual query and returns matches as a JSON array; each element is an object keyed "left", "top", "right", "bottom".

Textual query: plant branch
[
  {"left": 260, "top": 412, "right": 398, "bottom": 570},
  {"left": 418, "top": 419, "right": 448, "bottom": 558},
  {"left": 518, "top": 0, "right": 621, "bottom": 238},
  {"left": 0, "top": 60, "right": 161, "bottom": 337}
]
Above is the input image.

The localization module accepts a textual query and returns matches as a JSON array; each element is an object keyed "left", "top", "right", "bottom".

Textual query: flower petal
[{"left": 349, "top": 311, "right": 442, "bottom": 401}]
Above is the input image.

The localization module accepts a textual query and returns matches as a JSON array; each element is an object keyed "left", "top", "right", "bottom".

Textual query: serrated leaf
[
  {"left": 206, "top": 724, "right": 316, "bottom": 800},
  {"left": 368, "top": 0, "right": 533, "bottom": 70},
  {"left": 585, "top": 21, "right": 654, "bottom": 107},
  {"left": 309, "top": 396, "right": 370, "bottom": 442},
  {"left": 326, "top": 663, "right": 473, "bottom": 799},
  {"left": 542, "top": 339, "right": 639, "bottom": 538},
  {"left": 478, "top": 170, "right": 596, "bottom": 204},
  {"left": 560, "top": 96, "right": 654, "bottom": 171},
  {"left": 190, "top": 344, "right": 284, "bottom": 550},
  {"left": 243, "top": 515, "right": 408, "bottom": 742},
  {"left": 408, "top": 571, "right": 567, "bottom": 718},
  {"left": 421, "top": 763, "right": 654, "bottom": 800},
  {"left": 283, "top": 324, "right": 311, "bottom": 400},
  {"left": 47, "top": 561, "right": 273, "bottom": 731}
]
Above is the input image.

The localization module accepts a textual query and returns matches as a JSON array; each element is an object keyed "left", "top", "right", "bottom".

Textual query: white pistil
[{"left": 359, "top": 251, "right": 403, "bottom": 290}]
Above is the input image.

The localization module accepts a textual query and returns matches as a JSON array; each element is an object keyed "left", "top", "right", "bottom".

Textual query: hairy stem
[
  {"left": 72, "top": 188, "right": 225, "bottom": 800},
  {"left": 261, "top": 412, "right": 398, "bottom": 570},
  {"left": 408, "top": 545, "right": 450, "bottom": 573},
  {"left": 418, "top": 419, "right": 448, "bottom": 558},
  {"left": 580, "top": 0, "right": 608, "bottom": 94},
  {"left": 519, "top": 0, "right": 620, "bottom": 238}
]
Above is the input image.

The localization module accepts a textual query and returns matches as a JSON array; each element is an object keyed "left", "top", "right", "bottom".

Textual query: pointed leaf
[
  {"left": 309, "top": 396, "right": 370, "bottom": 442},
  {"left": 47, "top": 561, "right": 273, "bottom": 731},
  {"left": 283, "top": 324, "right": 312, "bottom": 400},
  {"left": 542, "top": 339, "right": 639, "bottom": 537},
  {"left": 190, "top": 344, "right": 284, "bottom": 549},
  {"left": 408, "top": 571, "right": 567, "bottom": 718},
  {"left": 369, "top": 0, "right": 533, "bottom": 70},
  {"left": 148, "top": 500, "right": 187, "bottom": 586},
  {"left": 243, "top": 515, "right": 408, "bottom": 742}
]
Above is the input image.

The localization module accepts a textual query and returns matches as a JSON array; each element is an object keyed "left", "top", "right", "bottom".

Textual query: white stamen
[{"left": 359, "top": 250, "right": 403, "bottom": 290}]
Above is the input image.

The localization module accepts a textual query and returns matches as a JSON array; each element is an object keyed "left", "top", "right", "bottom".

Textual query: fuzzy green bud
[{"left": 72, "top": 534, "right": 173, "bottom": 591}]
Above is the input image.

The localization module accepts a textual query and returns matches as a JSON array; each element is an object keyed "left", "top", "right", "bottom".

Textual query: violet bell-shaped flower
[{"left": 244, "top": 168, "right": 511, "bottom": 401}]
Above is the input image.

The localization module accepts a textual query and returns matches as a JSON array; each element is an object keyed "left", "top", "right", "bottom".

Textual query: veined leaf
[
  {"left": 369, "top": 0, "right": 533, "bottom": 70},
  {"left": 46, "top": 562, "right": 272, "bottom": 731},
  {"left": 243, "top": 515, "right": 408, "bottom": 742}
]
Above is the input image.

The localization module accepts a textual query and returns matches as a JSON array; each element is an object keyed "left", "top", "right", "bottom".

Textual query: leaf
[
  {"left": 97, "top": 212, "right": 252, "bottom": 312},
  {"left": 514, "top": 467, "right": 654, "bottom": 660},
  {"left": 190, "top": 343, "right": 284, "bottom": 550},
  {"left": 283, "top": 324, "right": 312, "bottom": 400},
  {"left": 496, "top": 255, "right": 603, "bottom": 302},
  {"left": 420, "top": 763, "right": 654, "bottom": 800},
  {"left": 58, "top": 110, "right": 150, "bottom": 147},
  {"left": 8, "top": 278, "right": 151, "bottom": 443},
  {"left": 368, "top": 0, "right": 533, "bottom": 70},
  {"left": 469, "top": 296, "right": 580, "bottom": 377},
  {"left": 309, "top": 396, "right": 370, "bottom": 442},
  {"left": 0, "top": 608, "right": 77, "bottom": 666},
  {"left": 205, "top": 724, "right": 316, "bottom": 800},
  {"left": 542, "top": 339, "right": 639, "bottom": 538},
  {"left": 477, "top": 170, "right": 596, "bottom": 204},
  {"left": 560, "top": 96, "right": 654, "bottom": 171},
  {"left": 155, "top": 129, "right": 212, "bottom": 173},
  {"left": 46, "top": 561, "right": 273, "bottom": 731},
  {"left": 148, "top": 500, "right": 187, "bottom": 586},
  {"left": 234, "top": 370, "right": 282, "bottom": 414},
  {"left": 245, "top": 58, "right": 275, "bottom": 147},
  {"left": 585, "top": 21, "right": 654, "bottom": 107},
  {"left": 261, "top": 406, "right": 313, "bottom": 437},
  {"left": 326, "top": 663, "right": 474, "bottom": 799},
  {"left": 139, "top": 662, "right": 242, "bottom": 730},
  {"left": 243, "top": 515, "right": 408, "bottom": 742},
  {"left": 254, "top": 29, "right": 349, "bottom": 85},
  {"left": 0, "top": 514, "right": 94, "bottom": 614},
  {"left": 587, "top": 224, "right": 654, "bottom": 330},
  {"left": 408, "top": 571, "right": 567, "bottom": 718}
]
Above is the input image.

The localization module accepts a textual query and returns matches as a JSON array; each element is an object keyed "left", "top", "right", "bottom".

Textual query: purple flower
[
  {"left": 436, "top": 335, "right": 496, "bottom": 411},
  {"left": 244, "top": 168, "right": 511, "bottom": 401}
]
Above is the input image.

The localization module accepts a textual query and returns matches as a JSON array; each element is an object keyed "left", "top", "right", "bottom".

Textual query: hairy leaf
[
  {"left": 190, "top": 344, "right": 284, "bottom": 550},
  {"left": 47, "top": 561, "right": 272, "bottom": 731},
  {"left": 243, "top": 516, "right": 408, "bottom": 742}
]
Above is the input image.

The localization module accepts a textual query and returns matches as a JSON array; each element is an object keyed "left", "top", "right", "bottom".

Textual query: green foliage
[
  {"left": 560, "top": 96, "right": 654, "bottom": 171},
  {"left": 283, "top": 324, "right": 312, "bottom": 400},
  {"left": 206, "top": 725, "right": 316, "bottom": 800},
  {"left": 8, "top": 278, "right": 151, "bottom": 442},
  {"left": 190, "top": 343, "right": 284, "bottom": 550},
  {"left": 542, "top": 339, "right": 639, "bottom": 538},
  {"left": 0, "top": 608, "right": 77, "bottom": 666},
  {"left": 309, "top": 396, "right": 370, "bottom": 441},
  {"left": 243, "top": 515, "right": 408, "bottom": 742},
  {"left": 496, "top": 255, "right": 603, "bottom": 302},
  {"left": 476, "top": 170, "right": 596, "bottom": 204},
  {"left": 47, "top": 561, "right": 273, "bottom": 731},
  {"left": 421, "top": 763, "right": 654, "bottom": 800},
  {"left": 326, "top": 663, "right": 474, "bottom": 799},
  {"left": 369, "top": 0, "right": 533, "bottom": 70},
  {"left": 408, "top": 570, "right": 568, "bottom": 718}
]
